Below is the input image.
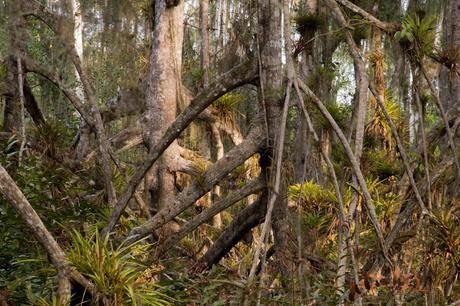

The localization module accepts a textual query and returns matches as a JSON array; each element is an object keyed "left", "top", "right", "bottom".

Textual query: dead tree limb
[
  {"left": 334, "top": 0, "right": 400, "bottom": 33},
  {"left": 123, "top": 123, "right": 265, "bottom": 244},
  {"left": 369, "top": 83, "right": 430, "bottom": 214},
  {"left": 101, "top": 59, "right": 257, "bottom": 237},
  {"left": 158, "top": 176, "right": 265, "bottom": 254},
  {"left": 297, "top": 79, "right": 391, "bottom": 266},
  {"left": 195, "top": 194, "right": 267, "bottom": 272},
  {"left": 0, "top": 164, "right": 96, "bottom": 304}
]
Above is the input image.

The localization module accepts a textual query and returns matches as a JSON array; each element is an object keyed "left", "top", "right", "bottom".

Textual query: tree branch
[
  {"left": 101, "top": 59, "right": 257, "bottom": 237},
  {"left": 0, "top": 164, "right": 97, "bottom": 303},
  {"left": 123, "top": 123, "right": 265, "bottom": 244},
  {"left": 22, "top": 55, "right": 94, "bottom": 127},
  {"left": 334, "top": 0, "right": 400, "bottom": 33},
  {"left": 158, "top": 176, "right": 264, "bottom": 255},
  {"left": 297, "top": 79, "right": 391, "bottom": 266}
]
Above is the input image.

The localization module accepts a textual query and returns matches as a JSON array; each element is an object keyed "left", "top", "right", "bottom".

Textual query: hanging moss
[
  {"left": 365, "top": 150, "right": 402, "bottom": 180},
  {"left": 352, "top": 24, "right": 371, "bottom": 43},
  {"left": 293, "top": 13, "right": 324, "bottom": 35}
]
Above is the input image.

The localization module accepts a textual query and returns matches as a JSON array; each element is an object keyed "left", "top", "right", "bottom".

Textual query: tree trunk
[
  {"left": 70, "top": 0, "right": 83, "bottom": 101},
  {"left": 200, "top": 0, "right": 210, "bottom": 89},
  {"left": 439, "top": 0, "right": 460, "bottom": 111},
  {"left": 254, "top": 0, "right": 288, "bottom": 280},
  {"left": 2, "top": 57, "right": 21, "bottom": 135},
  {"left": 143, "top": 0, "right": 184, "bottom": 219}
]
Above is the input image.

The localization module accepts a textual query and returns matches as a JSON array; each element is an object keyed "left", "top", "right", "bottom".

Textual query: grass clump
[{"left": 68, "top": 230, "right": 171, "bottom": 305}]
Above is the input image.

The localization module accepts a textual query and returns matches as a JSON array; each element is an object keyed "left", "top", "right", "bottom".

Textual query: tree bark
[
  {"left": 2, "top": 57, "right": 21, "bottom": 135},
  {"left": 255, "top": 0, "right": 287, "bottom": 280},
  {"left": 439, "top": 0, "right": 460, "bottom": 111},
  {"left": 200, "top": 0, "right": 210, "bottom": 89},
  {"left": 143, "top": 0, "right": 184, "bottom": 219}
]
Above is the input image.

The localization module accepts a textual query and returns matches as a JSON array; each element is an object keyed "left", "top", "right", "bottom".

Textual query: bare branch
[
  {"left": 334, "top": 0, "right": 400, "bottom": 33},
  {"left": 123, "top": 123, "right": 265, "bottom": 244},
  {"left": 22, "top": 55, "right": 94, "bottom": 127},
  {"left": 420, "top": 65, "right": 460, "bottom": 180},
  {"left": 159, "top": 176, "right": 265, "bottom": 253},
  {"left": 369, "top": 83, "right": 430, "bottom": 215},
  {"left": 297, "top": 79, "right": 391, "bottom": 266},
  {"left": 101, "top": 59, "right": 257, "bottom": 237}
]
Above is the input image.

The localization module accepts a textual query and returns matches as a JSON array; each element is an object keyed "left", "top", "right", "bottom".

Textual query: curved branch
[
  {"left": 101, "top": 59, "right": 258, "bottom": 236},
  {"left": 22, "top": 55, "right": 94, "bottom": 127},
  {"left": 195, "top": 193, "right": 267, "bottom": 272},
  {"left": 334, "top": 0, "right": 400, "bottom": 33},
  {"left": 123, "top": 123, "right": 265, "bottom": 244},
  {"left": 159, "top": 176, "right": 265, "bottom": 254}
]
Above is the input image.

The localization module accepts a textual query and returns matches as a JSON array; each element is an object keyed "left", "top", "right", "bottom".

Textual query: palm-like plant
[
  {"left": 68, "top": 230, "right": 171, "bottom": 306},
  {"left": 395, "top": 14, "right": 437, "bottom": 60}
]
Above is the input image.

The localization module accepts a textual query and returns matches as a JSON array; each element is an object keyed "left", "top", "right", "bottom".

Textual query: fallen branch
[
  {"left": 157, "top": 176, "right": 264, "bottom": 255},
  {"left": 101, "top": 59, "right": 257, "bottom": 237},
  {"left": 0, "top": 164, "right": 96, "bottom": 304},
  {"left": 123, "top": 123, "right": 265, "bottom": 244}
]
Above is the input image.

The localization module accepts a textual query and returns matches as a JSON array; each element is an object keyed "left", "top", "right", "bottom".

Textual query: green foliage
[
  {"left": 27, "top": 293, "right": 63, "bottom": 306},
  {"left": 366, "top": 93, "right": 403, "bottom": 150},
  {"left": 365, "top": 177, "right": 401, "bottom": 218},
  {"left": 293, "top": 13, "right": 324, "bottom": 35},
  {"left": 0, "top": 139, "right": 101, "bottom": 304},
  {"left": 352, "top": 24, "right": 371, "bottom": 43},
  {"left": 313, "top": 101, "right": 350, "bottom": 130},
  {"left": 68, "top": 230, "right": 171, "bottom": 305},
  {"left": 156, "top": 264, "right": 242, "bottom": 305},
  {"left": 395, "top": 14, "right": 437, "bottom": 59},
  {"left": 289, "top": 181, "right": 337, "bottom": 207},
  {"left": 429, "top": 208, "right": 460, "bottom": 260},
  {"left": 30, "top": 120, "right": 76, "bottom": 158},
  {"left": 212, "top": 93, "right": 242, "bottom": 117},
  {"left": 366, "top": 150, "right": 402, "bottom": 180}
]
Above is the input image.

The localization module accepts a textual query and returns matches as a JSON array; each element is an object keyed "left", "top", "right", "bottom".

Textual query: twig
[
  {"left": 16, "top": 55, "right": 26, "bottom": 163},
  {"left": 420, "top": 64, "right": 460, "bottom": 182},
  {"left": 246, "top": 79, "right": 292, "bottom": 289},
  {"left": 297, "top": 79, "right": 392, "bottom": 268}
]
